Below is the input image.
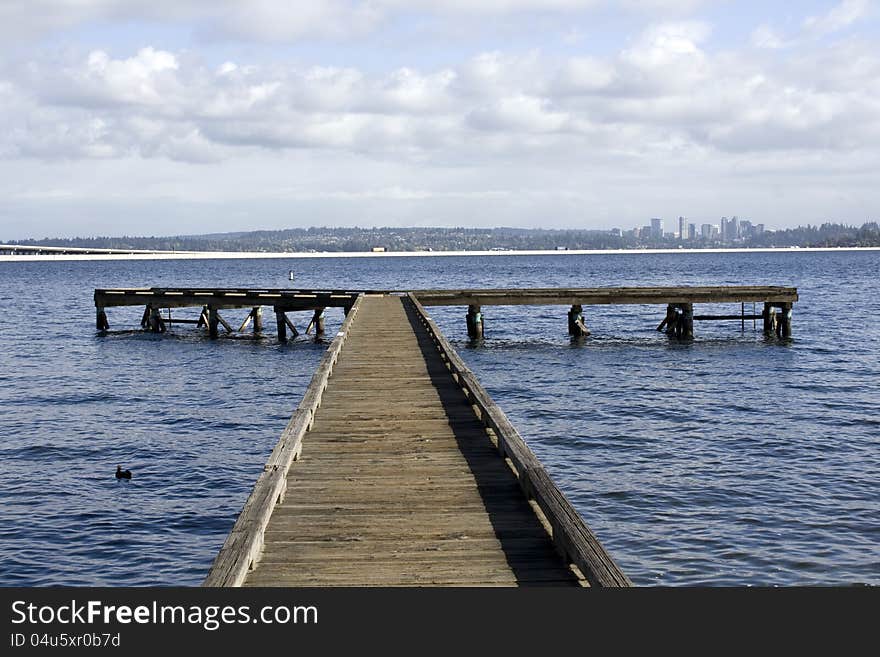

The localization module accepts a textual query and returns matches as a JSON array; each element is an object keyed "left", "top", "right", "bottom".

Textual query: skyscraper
[
  {"left": 678, "top": 216, "right": 685, "bottom": 240},
  {"left": 651, "top": 217, "right": 663, "bottom": 239}
]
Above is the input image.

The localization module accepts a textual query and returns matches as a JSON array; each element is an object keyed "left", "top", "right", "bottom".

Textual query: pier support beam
[
  {"left": 275, "top": 308, "right": 299, "bottom": 342},
  {"left": 275, "top": 308, "right": 287, "bottom": 342},
  {"left": 763, "top": 302, "right": 792, "bottom": 338},
  {"left": 307, "top": 308, "right": 325, "bottom": 336},
  {"left": 568, "top": 304, "right": 590, "bottom": 337},
  {"left": 663, "top": 303, "right": 693, "bottom": 339},
  {"left": 466, "top": 305, "right": 483, "bottom": 339},
  {"left": 148, "top": 305, "right": 166, "bottom": 333},
  {"left": 763, "top": 302, "right": 774, "bottom": 335},
  {"left": 682, "top": 303, "right": 694, "bottom": 339},
  {"left": 237, "top": 307, "right": 263, "bottom": 334},
  {"left": 657, "top": 304, "right": 674, "bottom": 332},
  {"left": 96, "top": 306, "right": 109, "bottom": 331},
  {"left": 208, "top": 306, "right": 219, "bottom": 339},
  {"left": 777, "top": 302, "right": 792, "bottom": 339}
]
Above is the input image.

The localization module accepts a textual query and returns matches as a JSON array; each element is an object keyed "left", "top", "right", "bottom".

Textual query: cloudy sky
[{"left": 1, "top": 0, "right": 878, "bottom": 238}]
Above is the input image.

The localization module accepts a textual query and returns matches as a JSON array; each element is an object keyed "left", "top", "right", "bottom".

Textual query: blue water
[{"left": 0, "top": 251, "right": 877, "bottom": 586}]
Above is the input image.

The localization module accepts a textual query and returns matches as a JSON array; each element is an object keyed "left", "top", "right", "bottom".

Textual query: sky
[{"left": 0, "top": 1, "right": 878, "bottom": 239}]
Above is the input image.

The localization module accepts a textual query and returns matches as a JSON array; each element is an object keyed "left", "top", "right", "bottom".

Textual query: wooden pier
[
  {"left": 95, "top": 285, "right": 799, "bottom": 340},
  {"left": 93, "top": 285, "right": 797, "bottom": 586}
]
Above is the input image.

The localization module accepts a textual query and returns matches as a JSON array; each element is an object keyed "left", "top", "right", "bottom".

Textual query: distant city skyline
[{"left": 1, "top": 1, "right": 878, "bottom": 239}]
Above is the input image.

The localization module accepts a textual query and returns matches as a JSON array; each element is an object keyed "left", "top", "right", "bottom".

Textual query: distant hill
[{"left": 5, "top": 222, "right": 879, "bottom": 252}]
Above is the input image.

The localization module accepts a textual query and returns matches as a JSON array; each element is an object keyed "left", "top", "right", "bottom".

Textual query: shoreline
[{"left": 1, "top": 246, "right": 878, "bottom": 262}]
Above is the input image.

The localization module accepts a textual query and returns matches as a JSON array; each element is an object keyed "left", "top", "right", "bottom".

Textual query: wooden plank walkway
[{"left": 241, "top": 295, "right": 583, "bottom": 586}]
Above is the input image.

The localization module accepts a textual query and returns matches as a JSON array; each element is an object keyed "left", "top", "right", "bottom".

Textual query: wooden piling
[
  {"left": 208, "top": 306, "right": 220, "bottom": 339},
  {"left": 567, "top": 304, "right": 589, "bottom": 337},
  {"left": 96, "top": 307, "right": 109, "bottom": 331},
  {"left": 252, "top": 307, "right": 263, "bottom": 334},
  {"left": 275, "top": 308, "right": 287, "bottom": 342},
  {"left": 682, "top": 303, "right": 694, "bottom": 339},
  {"left": 763, "top": 302, "right": 773, "bottom": 335},
  {"left": 659, "top": 304, "right": 674, "bottom": 333},
  {"left": 466, "top": 304, "right": 483, "bottom": 339},
  {"left": 148, "top": 306, "right": 166, "bottom": 333},
  {"left": 307, "top": 308, "right": 325, "bottom": 336},
  {"left": 779, "top": 302, "right": 792, "bottom": 338}
]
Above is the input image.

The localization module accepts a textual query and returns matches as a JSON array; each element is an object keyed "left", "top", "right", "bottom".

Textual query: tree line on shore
[{"left": 7, "top": 222, "right": 880, "bottom": 252}]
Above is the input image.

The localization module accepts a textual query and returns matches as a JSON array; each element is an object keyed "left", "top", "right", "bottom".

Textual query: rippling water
[{"left": 0, "top": 251, "right": 877, "bottom": 586}]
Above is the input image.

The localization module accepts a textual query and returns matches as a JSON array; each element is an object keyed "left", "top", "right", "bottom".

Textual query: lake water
[{"left": 0, "top": 251, "right": 877, "bottom": 586}]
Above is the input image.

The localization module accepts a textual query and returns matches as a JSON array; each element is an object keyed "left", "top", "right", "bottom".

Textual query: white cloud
[
  {"left": 751, "top": 24, "right": 790, "bottom": 50},
  {"left": 623, "top": 20, "right": 711, "bottom": 66},
  {"left": 468, "top": 95, "right": 569, "bottom": 133},
  {"left": 803, "top": 0, "right": 870, "bottom": 36},
  {"left": 753, "top": 0, "right": 872, "bottom": 51}
]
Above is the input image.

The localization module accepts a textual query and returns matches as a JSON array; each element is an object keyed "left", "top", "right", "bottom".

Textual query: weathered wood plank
[
  {"left": 407, "top": 292, "right": 632, "bottom": 587},
  {"left": 202, "top": 294, "right": 364, "bottom": 587}
]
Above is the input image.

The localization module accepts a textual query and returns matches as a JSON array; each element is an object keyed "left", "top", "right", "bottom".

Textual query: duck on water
[{"left": 116, "top": 466, "right": 132, "bottom": 480}]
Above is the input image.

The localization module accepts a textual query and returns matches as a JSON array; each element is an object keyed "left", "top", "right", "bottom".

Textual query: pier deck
[
  {"left": 249, "top": 296, "right": 576, "bottom": 586},
  {"left": 204, "top": 294, "right": 630, "bottom": 587}
]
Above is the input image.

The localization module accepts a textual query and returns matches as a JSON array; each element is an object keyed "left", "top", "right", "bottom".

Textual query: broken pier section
[{"left": 94, "top": 286, "right": 798, "bottom": 340}]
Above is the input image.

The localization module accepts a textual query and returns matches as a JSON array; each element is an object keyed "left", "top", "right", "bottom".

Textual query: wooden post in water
[
  {"left": 779, "top": 302, "right": 792, "bottom": 338},
  {"left": 567, "top": 304, "right": 590, "bottom": 337},
  {"left": 683, "top": 303, "right": 694, "bottom": 339},
  {"left": 275, "top": 308, "right": 287, "bottom": 342},
  {"left": 141, "top": 305, "right": 151, "bottom": 329},
  {"left": 208, "top": 306, "right": 219, "bottom": 339},
  {"left": 763, "top": 302, "right": 773, "bottom": 335},
  {"left": 252, "top": 307, "right": 263, "bottom": 334},
  {"left": 148, "top": 305, "right": 166, "bottom": 333},
  {"left": 466, "top": 304, "right": 483, "bottom": 339},
  {"left": 96, "top": 306, "right": 109, "bottom": 331},
  {"left": 657, "top": 304, "right": 674, "bottom": 332},
  {"left": 307, "top": 308, "right": 325, "bottom": 336},
  {"left": 664, "top": 304, "right": 680, "bottom": 337}
]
